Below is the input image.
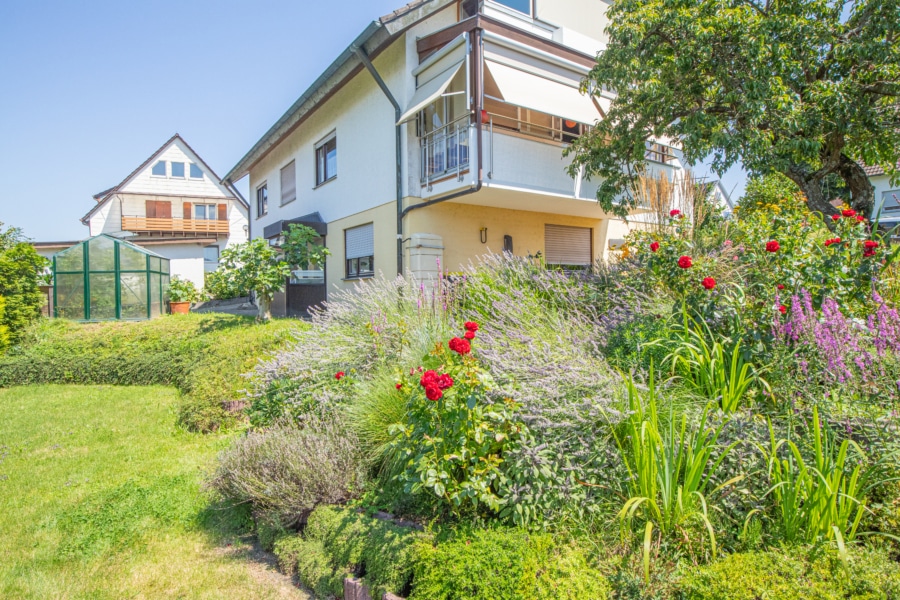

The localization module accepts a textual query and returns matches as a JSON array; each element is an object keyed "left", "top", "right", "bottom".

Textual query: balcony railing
[
  {"left": 420, "top": 116, "right": 471, "bottom": 187},
  {"left": 122, "top": 216, "right": 230, "bottom": 234},
  {"left": 646, "top": 142, "right": 678, "bottom": 164}
]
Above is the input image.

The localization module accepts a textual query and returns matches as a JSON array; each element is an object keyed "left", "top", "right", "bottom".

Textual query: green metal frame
[{"left": 51, "top": 235, "right": 170, "bottom": 321}]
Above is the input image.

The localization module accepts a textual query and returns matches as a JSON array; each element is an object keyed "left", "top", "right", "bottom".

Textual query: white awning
[
  {"left": 485, "top": 60, "right": 601, "bottom": 126},
  {"left": 397, "top": 61, "right": 465, "bottom": 125}
]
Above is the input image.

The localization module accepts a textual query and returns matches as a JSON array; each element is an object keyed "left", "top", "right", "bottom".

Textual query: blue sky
[{"left": 0, "top": 0, "right": 746, "bottom": 242}]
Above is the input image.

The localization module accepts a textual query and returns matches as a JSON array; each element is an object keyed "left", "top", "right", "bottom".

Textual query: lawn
[{"left": 0, "top": 384, "right": 309, "bottom": 599}]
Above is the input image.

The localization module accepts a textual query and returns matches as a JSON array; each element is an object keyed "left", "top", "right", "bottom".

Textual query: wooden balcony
[{"left": 122, "top": 216, "right": 230, "bottom": 234}]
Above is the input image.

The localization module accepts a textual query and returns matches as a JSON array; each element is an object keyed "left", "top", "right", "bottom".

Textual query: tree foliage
[
  {"left": 0, "top": 222, "right": 48, "bottom": 345},
  {"left": 218, "top": 238, "right": 290, "bottom": 320},
  {"left": 281, "top": 224, "right": 330, "bottom": 270},
  {"left": 570, "top": 0, "right": 900, "bottom": 221}
]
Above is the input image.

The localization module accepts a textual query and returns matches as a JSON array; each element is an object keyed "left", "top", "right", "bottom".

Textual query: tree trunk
[
  {"left": 837, "top": 154, "right": 875, "bottom": 218},
  {"left": 257, "top": 295, "right": 272, "bottom": 321},
  {"left": 786, "top": 168, "right": 839, "bottom": 222}
]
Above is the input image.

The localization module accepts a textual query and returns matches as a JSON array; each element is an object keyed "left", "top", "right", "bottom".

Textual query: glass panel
[
  {"left": 150, "top": 273, "right": 162, "bottom": 318},
  {"left": 120, "top": 243, "right": 146, "bottom": 271},
  {"left": 89, "top": 273, "right": 116, "bottom": 320},
  {"left": 88, "top": 236, "right": 116, "bottom": 272},
  {"left": 160, "top": 258, "right": 170, "bottom": 275},
  {"left": 189, "top": 163, "right": 203, "bottom": 179},
  {"left": 494, "top": 0, "right": 531, "bottom": 15},
  {"left": 150, "top": 256, "right": 162, "bottom": 273},
  {"left": 152, "top": 160, "right": 167, "bottom": 176},
  {"left": 325, "top": 138, "right": 337, "bottom": 179},
  {"left": 120, "top": 273, "right": 148, "bottom": 319},
  {"left": 162, "top": 274, "right": 171, "bottom": 303},
  {"left": 56, "top": 273, "right": 85, "bottom": 319},
  {"left": 171, "top": 162, "right": 185, "bottom": 178},
  {"left": 359, "top": 255, "right": 373, "bottom": 274},
  {"left": 204, "top": 246, "right": 219, "bottom": 262},
  {"left": 55, "top": 244, "right": 84, "bottom": 272}
]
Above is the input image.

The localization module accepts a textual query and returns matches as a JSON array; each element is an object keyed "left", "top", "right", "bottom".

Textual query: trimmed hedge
[
  {"left": 273, "top": 506, "right": 609, "bottom": 600},
  {"left": 0, "top": 314, "right": 301, "bottom": 431},
  {"left": 677, "top": 546, "right": 900, "bottom": 600}
]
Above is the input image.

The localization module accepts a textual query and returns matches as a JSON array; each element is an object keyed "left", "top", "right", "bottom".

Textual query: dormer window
[
  {"left": 493, "top": 0, "right": 532, "bottom": 16},
  {"left": 189, "top": 164, "right": 203, "bottom": 179},
  {"left": 171, "top": 162, "right": 185, "bottom": 178},
  {"left": 151, "top": 161, "right": 166, "bottom": 177}
]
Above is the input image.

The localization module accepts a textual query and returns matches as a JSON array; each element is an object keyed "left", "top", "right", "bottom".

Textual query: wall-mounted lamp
[{"left": 479, "top": 227, "right": 488, "bottom": 244}]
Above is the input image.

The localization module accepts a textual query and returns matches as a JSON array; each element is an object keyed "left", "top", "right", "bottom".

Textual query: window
[
  {"left": 345, "top": 223, "right": 374, "bottom": 278},
  {"left": 545, "top": 224, "right": 592, "bottom": 268},
  {"left": 281, "top": 161, "right": 297, "bottom": 205},
  {"left": 194, "top": 204, "right": 217, "bottom": 220},
  {"left": 493, "top": 0, "right": 532, "bottom": 15},
  {"left": 204, "top": 245, "right": 219, "bottom": 263},
  {"left": 189, "top": 163, "right": 203, "bottom": 179},
  {"left": 256, "top": 184, "right": 268, "bottom": 217},
  {"left": 315, "top": 134, "right": 337, "bottom": 185},
  {"left": 151, "top": 160, "right": 166, "bottom": 177},
  {"left": 171, "top": 162, "right": 185, "bottom": 178}
]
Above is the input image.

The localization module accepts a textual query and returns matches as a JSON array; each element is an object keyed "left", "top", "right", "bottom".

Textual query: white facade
[
  {"left": 870, "top": 171, "right": 900, "bottom": 226},
  {"left": 82, "top": 135, "right": 249, "bottom": 288},
  {"left": 227, "top": 0, "right": 684, "bottom": 302}
]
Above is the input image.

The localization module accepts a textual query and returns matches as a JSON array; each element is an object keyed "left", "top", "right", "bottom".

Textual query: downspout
[
  {"left": 401, "top": 25, "right": 484, "bottom": 219},
  {"left": 353, "top": 45, "right": 405, "bottom": 277}
]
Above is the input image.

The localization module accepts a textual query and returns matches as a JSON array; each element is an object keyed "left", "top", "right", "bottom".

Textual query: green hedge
[
  {"left": 273, "top": 506, "right": 609, "bottom": 600},
  {"left": 0, "top": 315, "right": 301, "bottom": 431},
  {"left": 677, "top": 546, "right": 900, "bottom": 600}
]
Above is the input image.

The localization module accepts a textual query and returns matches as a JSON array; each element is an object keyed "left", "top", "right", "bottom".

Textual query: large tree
[{"left": 571, "top": 0, "right": 900, "bottom": 221}]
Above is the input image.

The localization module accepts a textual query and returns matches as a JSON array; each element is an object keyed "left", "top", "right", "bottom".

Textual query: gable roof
[
  {"left": 864, "top": 160, "right": 900, "bottom": 177},
  {"left": 222, "top": 0, "right": 458, "bottom": 184},
  {"left": 82, "top": 134, "right": 246, "bottom": 225}
]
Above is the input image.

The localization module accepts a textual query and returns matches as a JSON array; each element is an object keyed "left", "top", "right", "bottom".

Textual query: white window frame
[
  {"left": 151, "top": 160, "right": 167, "bottom": 177},
  {"left": 345, "top": 223, "right": 374, "bottom": 279},
  {"left": 189, "top": 163, "right": 203, "bottom": 179},
  {"left": 203, "top": 245, "right": 219, "bottom": 263},
  {"left": 170, "top": 161, "right": 186, "bottom": 179},
  {"left": 256, "top": 183, "right": 268, "bottom": 219},
  {"left": 315, "top": 132, "right": 337, "bottom": 187},
  {"left": 194, "top": 204, "right": 217, "bottom": 220}
]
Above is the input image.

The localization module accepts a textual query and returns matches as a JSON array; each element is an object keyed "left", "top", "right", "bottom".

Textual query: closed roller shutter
[
  {"left": 545, "top": 224, "right": 592, "bottom": 266},
  {"left": 345, "top": 223, "right": 374, "bottom": 259}
]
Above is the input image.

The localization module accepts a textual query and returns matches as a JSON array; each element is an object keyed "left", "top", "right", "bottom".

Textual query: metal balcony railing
[{"left": 420, "top": 115, "right": 471, "bottom": 186}]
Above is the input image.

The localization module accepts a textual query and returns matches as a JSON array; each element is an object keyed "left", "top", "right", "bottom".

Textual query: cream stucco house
[
  {"left": 866, "top": 161, "right": 900, "bottom": 232},
  {"left": 224, "top": 0, "right": 686, "bottom": 316},
  {"left": 77, "top": 134, "right": 249, "bottom": 288}
]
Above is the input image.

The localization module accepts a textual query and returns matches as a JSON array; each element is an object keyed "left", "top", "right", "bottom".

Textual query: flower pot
[{"left": 170, "top": 301, "right": 191, "bottom": 314}]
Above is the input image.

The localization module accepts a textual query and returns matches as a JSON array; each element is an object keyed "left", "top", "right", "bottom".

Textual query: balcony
[
  {"left": 121, "top": 216, "right": 230, "bottom": 235},
  {"left": 420, "top": 116, "right": 471, "bottom": 188}
]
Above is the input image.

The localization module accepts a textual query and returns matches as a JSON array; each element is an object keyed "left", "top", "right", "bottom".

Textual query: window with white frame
[
  {"left": 194, "top": 204, "right": 217, "bottom": 220},
  {"left": 281, "top": 160, "right": 297, "bottom": 205},
  {"left": 492, "top": 0, "right": 532, "bottom": 16},
  {"left": 189, "top": 163, "right": 203, "bottom": 179},
  {"left": 345, "top": 223, "right": 374, "bottom": 278},
  {"left": 171, "top": 162, "right": 185, "bottom": 178},
  {"left": 151, "top": 160, "right": 166, "bottom": 176},
  {"left": 315, "top": 134, "right": 337, "bottom": 186},
  {"left": 256, "top": 184, "right": 268, "bottom": 217},
  {"left": 204, "top": 245, "right": 219, "bottom": 263}
]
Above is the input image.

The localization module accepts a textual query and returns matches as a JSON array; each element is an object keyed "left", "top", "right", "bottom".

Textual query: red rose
[
  {"left": 856, "top": 215, "right": 866, "bottom": 223},
  {"left": 864, "top": 240, "right": 879, "bottom": 249},
  {"left": 778, "top": 305, "right": 787, "bottom": 314},
  {"left": 650, "top": 241, "right": 660, "bottom": 253},
  {"left": 420, "top": 370, "right": 438, "bottom": 387},
  {"left": 395, "top": 383, "right": 402, "bottom": 390},
  {"left": 677, "top": 256, "right": 692, "bottom": 269},
  {"left": 825, "top": 237, "right": 842, "bottom": 247},
  {"left": 831, "top": 214, "right": 841, "bottom": 221},
  {"left": 335, "top": 371, "right": 345, "bottom": 380},
  {"left": 670, "top": 209, "right": 681, "bottom": 217},
  {"left": 437, "top": 374, "right": 454, "bottom": 390},
  {"left": 842, "top": 209, "right": 856, "bottom": 217},
  {"left": 464, "top": 321, "right": 479, "bottom": 332},
  {"left": 702, "top": 277, "right": 716, "bottom": 290},
  {"left": 765, "top": 240, "right": 780, "bottom": 253},
  {"left": 464, "top": 330, "right": 475, "bottom": 340},
  {"left": 425, "top": 385, "right": 443, "bottom": 401},
  {"left": 448, "top": 337, "right": 472, "bottom": 355},
  {"left": 777, "top": 284, "right": 785, "bottom": 290}
]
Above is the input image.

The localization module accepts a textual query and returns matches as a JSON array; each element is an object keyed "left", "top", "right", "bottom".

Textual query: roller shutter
[
  {"left": 345, "top": 223, "right": 374, "bottom": 260},
  {"left": 544, "top": 224, "right": 592, "bottom": 266}
]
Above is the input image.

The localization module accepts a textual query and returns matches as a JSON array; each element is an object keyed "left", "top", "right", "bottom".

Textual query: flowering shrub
[{"left": 389, "top": 322, "right": 526, "bottom": 515}]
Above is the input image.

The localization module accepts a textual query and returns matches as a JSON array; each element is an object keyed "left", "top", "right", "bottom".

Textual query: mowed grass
[{"left": 0, "top": 385, "right": 308, "bottom": 599}]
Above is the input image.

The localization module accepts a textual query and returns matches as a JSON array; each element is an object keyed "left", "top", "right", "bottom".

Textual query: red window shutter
[
  {"left": 145, "top": 200, "right": 157, "bottom": 218},
  {"left": 217, "top": 204, "right": 227, "bottom": 221},
  {"left": 157, "top": 202, "right": 172, "bottom": 219},
  {"left": 183, "top": 202, "right": 192, "bottom": 219}
]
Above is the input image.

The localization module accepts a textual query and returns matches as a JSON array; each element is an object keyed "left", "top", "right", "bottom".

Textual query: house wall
[
  {"left": 120, "top": 138, "right": 233, "bottom": 198},
  {"left": 322, "top": 201, "right": 399, "bottom": 292},
  {"left": 149, "top": 243, "right": 207, "bottom": 288},
  {"left": 871, "top": 174, "right": 900, "bottom": 222},
  {"left": 536, "top": 0, "right": 611, "bottom": 50}
]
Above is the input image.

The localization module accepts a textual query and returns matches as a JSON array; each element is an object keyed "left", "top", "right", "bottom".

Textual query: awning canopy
[
  {"left": 397, "top": 61, "right": 465, "bottom": 125},
  {"left": 485, "top": 60, "right": 601, "bottom": 126}
]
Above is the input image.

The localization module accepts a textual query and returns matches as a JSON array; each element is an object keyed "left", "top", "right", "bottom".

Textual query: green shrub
[
  {"left": 0, "top": 314, "right": 300, "bottom": 431},
  {"left": 677, "top": 546, "right": 900, "bottom": 599},
  {"left": 0, "top": 296, "right": 10, "bottom": 354},
  {"left": 274, "top": 536, "right": 341, "bottom": 598},
  {"left": 0, "top": 228, "right": 48, "bottom": 344},
  {"left": 411, "top": 528, "right": 609, "bottom": 600},
  {"left": 204, "top": 269, "right": 249, "bottom": 301},
  {"left": 209, "top": 416, "right": 365, "bottom": 528}
]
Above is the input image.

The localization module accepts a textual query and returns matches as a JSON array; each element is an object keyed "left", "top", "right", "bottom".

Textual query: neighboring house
[
  {"left": 80, "top": 134, "right": 249, "bottom": 288},
  {"left": 865, "top": 160, "right": 900, "bottom": 232},
  {"left": 223, "top": 0, "right": 686, "bottom": 316}
]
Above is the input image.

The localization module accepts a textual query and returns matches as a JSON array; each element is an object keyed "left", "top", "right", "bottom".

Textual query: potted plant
[{"left": 168, "top": 277, "right": 200, "bottom": 314}]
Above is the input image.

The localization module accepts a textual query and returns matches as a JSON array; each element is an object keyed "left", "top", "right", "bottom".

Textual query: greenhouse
[{"left": 52, "top": 235, "right": 170, "bottom": 321}]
